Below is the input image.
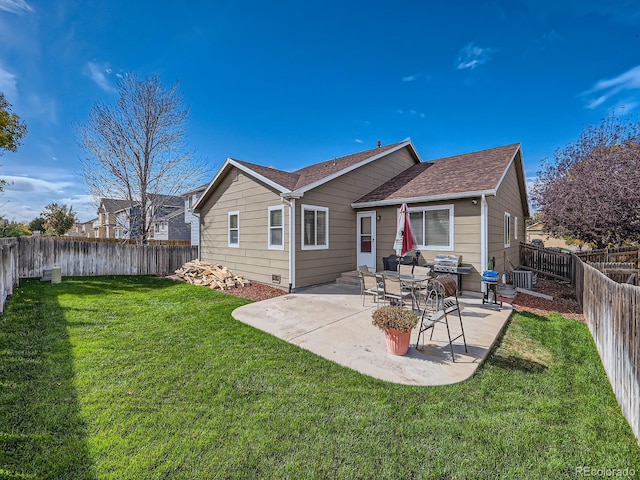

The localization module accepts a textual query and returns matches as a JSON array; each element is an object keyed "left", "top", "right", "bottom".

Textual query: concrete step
[{"left": 335, "top": 270, "right": 362, "bottom": 287}]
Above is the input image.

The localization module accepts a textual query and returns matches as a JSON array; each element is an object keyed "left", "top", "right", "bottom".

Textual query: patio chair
[
  {"left": 381, "top": 274, "right": 413, "bottom": 308},
  {"left": 414, "top": 274, "right": 467, "bottom": 361},
  {"left": 398, "top": 263, "right": 414, "bottom": 275},
  {"left": 360, "top": 270, "right": 384, "bottom": 306}
]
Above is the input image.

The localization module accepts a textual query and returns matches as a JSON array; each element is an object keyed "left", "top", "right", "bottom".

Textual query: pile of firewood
[{"left": 173, "top": 260, "right": 250, "bottom": 290}]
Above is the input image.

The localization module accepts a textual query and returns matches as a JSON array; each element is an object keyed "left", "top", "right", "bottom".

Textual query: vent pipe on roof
[{"left": 377, "top": 140, "right": 381, "bottom": 148}]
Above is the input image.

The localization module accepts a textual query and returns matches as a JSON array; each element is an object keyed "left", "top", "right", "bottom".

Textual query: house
[
  {"left": 94, "top": 195, "right": 190, "bottom": 241},
  {"left": 526, "top": 222, "right": 586, "bottom": 252},
  {"left": 193, "top": 140, "right": 529, "bottom": 292},
  {"left": 67, "top": 218, "right": 96, "bottom": 237},
  {"left": 182, "top": 184, "right": 207, "bottom": 251}
]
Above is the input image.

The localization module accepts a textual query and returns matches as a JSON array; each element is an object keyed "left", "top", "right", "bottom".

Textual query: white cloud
[
  {"left": 402, "top": 74, "right": 418, "bottom": 82},
  {"left": 354, "top": 139, "right": 364, "bottom": 144},
  {"left": 582, "top": 65, "right": 640, "bottom": 110},
  {"left": 3, "top": 175, "right": 72, "bottom": 193},
  {"left": 0, "top": 63, "right": 18, "bottom": 102},
  {"left": 0, "top": 0, "right": 33, "bottom": 14},
  {"left": 86, "top": 61, "right": 116, "bottom": 93},
  {"left": 456, "top": 42, "right": 494, "bottom": 70}
]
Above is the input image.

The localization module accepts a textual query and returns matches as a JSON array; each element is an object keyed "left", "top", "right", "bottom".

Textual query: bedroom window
[
  {"left": 268, "top": 206, "right": 284, "bottom": 250},
  {"left": 504, "top": 212, "right": 511, "bottom": 248},
  {"left": 302, "top": 204, "right": 328, "bottom": 250},
  {"left": 228, "top": 211, "right": 239, "bottom": 247},
  {"left": 409, "top": 205, "right": 454, "bottom": 250}
]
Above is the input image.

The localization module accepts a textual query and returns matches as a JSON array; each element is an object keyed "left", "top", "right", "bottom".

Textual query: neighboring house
[
  {"left": 182, "top": 184, "right": 207, "bottom": 251},
  {"left": 67, "top": 218, "right": 96, "bottom": 237},
  {"left": 526, "top": 222, "right": 585, "bottom": 251},
  {"left": 193, "top": 140, "right": 529, "bottom": 292},
  {"left": 94, "top": 195, "right": 190, "bottom": 241}
]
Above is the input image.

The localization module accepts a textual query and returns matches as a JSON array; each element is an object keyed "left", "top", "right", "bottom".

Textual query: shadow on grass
[
  {"left": 489, "top": 354, "right": 548, "bottom": 373},
  {"left": 0, "top": 280, "right": 96, "bottom": 479}
]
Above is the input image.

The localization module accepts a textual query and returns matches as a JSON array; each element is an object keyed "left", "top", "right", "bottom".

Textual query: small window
[
  {"left": 301, "top": 204, "right": 329, "bottom": 250},
  {"left": 504, "top": 212, "right": 511, "bottom": 248},
  {"left": 409, "top": 205, "right": 454, "bottom": 251},
  {"left": 268, "top": 206, "right": 284, "bottom": 250},
  {"left": 228, "top": 211, "right": 239, "bottom": 247},
  {"left": 514, "top": 217, "right": 519, "bottom": 240}
]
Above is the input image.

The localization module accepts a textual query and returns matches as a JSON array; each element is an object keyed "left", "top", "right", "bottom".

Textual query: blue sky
[{"left": 1, "top": 0, "right": 639, "bottom": 222}]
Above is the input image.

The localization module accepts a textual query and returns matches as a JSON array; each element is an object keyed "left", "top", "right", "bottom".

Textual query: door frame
[{"left": 356, "top": 210, "right": 377, "bottom": 271}]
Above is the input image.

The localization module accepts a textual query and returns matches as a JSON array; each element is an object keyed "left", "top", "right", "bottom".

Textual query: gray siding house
[{"left": 193, "top": 140, "right": 529, "bottom": 292}]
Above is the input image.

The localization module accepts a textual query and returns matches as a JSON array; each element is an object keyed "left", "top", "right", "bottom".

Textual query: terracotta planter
[{"left": 384, "top": 328, "right": 412, "bottom": 356}]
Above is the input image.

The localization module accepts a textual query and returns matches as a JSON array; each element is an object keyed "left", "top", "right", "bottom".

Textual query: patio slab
[{"left": 232, "top": 283, "right": 513, "bottom": 386}]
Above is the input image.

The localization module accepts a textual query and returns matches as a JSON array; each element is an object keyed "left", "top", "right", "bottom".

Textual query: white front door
[{"left": 356, "top": 211, "right": 376, "bottom": 271}]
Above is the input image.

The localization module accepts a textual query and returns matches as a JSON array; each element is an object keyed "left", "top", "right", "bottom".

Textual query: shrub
[{"left": 372, "top": 305, "right": 418, "bottom": 333}]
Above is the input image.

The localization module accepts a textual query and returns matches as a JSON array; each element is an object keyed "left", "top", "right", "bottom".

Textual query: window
[
  {"left": 514, "top": 217, "right": 519, "bottom": 240},
  {"left": 504, "top": 212, "right": 511, "bottom": 248},
  {"left": 301, "top": 204, "right": 328, "bottom": 250},
  {"left": 409, "top": 205, "right": 454, "bottom": 250},
  {"left": 268, "top": 206, "right": 284, "bottom": 250},
  {"left": 228, "top": 211, "right": 239, "bottom": 247}
]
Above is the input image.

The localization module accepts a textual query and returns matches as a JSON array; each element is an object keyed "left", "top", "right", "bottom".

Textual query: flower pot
[{"left": 384, "top": 328, "right": 411, "bottom": 356}]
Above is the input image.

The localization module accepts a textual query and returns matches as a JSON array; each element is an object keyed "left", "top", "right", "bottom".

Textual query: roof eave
[
  {"left": 351, "top": 189, "right": 497, "bottom": 208},
  {"left": 193, "top": 158, "right": 293, "bottom": 213}
]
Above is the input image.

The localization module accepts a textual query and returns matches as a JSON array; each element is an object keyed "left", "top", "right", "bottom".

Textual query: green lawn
[{"left": 0, "top": 276, "right": 638, "bottom": 479}]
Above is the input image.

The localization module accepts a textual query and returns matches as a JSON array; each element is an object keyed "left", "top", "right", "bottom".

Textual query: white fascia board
[
  {"left": 494, "top": 144, "right": 531, "bottom": 217},
  {"left": 350, "top": 189, "right": 496, "bottom": 208},
  {"left": 193, "top": 158, "right": 292, "bottom": 212},
  {"left": 494, "top": 144, "right": 520, "bottom": 193},
  {"left": 292, "top": 140, "right": 420, "bottom": 196}
]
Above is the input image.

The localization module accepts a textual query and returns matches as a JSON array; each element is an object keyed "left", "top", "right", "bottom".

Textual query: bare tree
[
  {"left": 532, "top": 114, "right": 640, "bottom": 248},
  {"left": 76, "top": 74, "right": 208, "bottom": 243}
]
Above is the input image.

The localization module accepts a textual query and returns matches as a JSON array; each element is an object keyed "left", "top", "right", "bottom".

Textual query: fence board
[
  {"left": 519, "top": 243, "right": 573, "bottom": 281},
  {"left": 18, "top": 236, "right": 197, "bottom": 278},
  {"left": 579, "top": 258, "right": 640, "bottom": 445},
  {"left": 0, "top": 238, "right": 20, "bottom": 314}
]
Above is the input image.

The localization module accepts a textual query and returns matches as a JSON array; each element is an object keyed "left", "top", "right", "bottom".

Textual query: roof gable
[
  {"left": 194, "top": 140, "right": 421, "bottom": 212},
  {"left": 353, "top": 143, "right": 523, "bottom": 206}
]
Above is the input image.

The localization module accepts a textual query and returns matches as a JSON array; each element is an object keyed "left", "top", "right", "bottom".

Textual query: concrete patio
[{"left": 232, "top": 283, "right": 513, "bottom": 386}]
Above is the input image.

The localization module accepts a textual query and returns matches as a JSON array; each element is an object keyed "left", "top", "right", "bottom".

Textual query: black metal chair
[{"left": 414, "top": 275, "right": 467, "bottom": 361}]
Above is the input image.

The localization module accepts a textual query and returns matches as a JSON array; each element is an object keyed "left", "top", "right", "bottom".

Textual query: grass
[{"left": 0, "top": 276, "right": 638, "bottom": 479}]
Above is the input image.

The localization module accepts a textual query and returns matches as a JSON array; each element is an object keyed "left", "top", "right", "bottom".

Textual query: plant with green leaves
[
  {"left": 41, "top": 202, "right": 76, "bottom": 236},
  {"left": 372, "top": 305, "right": 418, "bottom": 332}
]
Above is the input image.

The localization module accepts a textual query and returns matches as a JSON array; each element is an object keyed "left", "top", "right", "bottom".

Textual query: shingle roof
[
  {"left": 354, "top": 143, "right": 521, "bottom": 204},
  {"left": 233, "top": 141, "right": 407, "bottom": 192},
  {"left": 100, "top": 198, "right": 131, "bottom": 213}
]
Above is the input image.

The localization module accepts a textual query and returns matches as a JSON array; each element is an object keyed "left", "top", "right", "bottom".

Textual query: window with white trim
[
  {"left": 228, "top": 211, "right": 239, "bottom": 247},
  {"left": 408, "top": 205, "right": 454, "bottom": 250},
  {"left": 301, "top": 204, "right": 328, "bottom": 250},
  {"left": 504, "top": 212, "right": 511, "bottom": 248},
  {"left": 268, "top": 205, "right": 284, "bottom": 250},
  {"left": 514, "top": 217, "right": 519, "bottom": 240}
]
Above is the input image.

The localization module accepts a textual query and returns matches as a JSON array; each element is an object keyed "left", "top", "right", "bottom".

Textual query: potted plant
[{"left": 372, "top": 305, "right": 419, "bottom": 356}]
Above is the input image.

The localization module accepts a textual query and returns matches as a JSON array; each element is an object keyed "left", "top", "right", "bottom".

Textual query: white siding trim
[
  {"left": 504, "top": 211, "right": 511, "bottom": 248},
  {"left": 408, "top": 204, "right": 454, "bottom": 251}
]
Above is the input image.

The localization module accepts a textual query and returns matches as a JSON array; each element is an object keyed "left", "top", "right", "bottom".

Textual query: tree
[
  {"left": 28, "top": 216, "right": 46, "bottom": 232},
  {"left": 0, "top": 93, "right": 28, "bottom": 192},
  {"left": 76, "top": 74, "right": 208, "bottom": 243},
  {"left": 0, "top": 93, "right": 27, "bottom": 154},
  {"left": 42, "top": 203, "right": 76, "bottom": 236},
  {"left": 532, "top": 114, "right": 640, "bottom": 248},
  {"left": 0, "top": 218, "right": 30, "bottom": 237}
]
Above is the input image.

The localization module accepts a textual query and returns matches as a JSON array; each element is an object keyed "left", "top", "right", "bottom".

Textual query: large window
[
  {"left": 409, "top": 205, "right": 454, "bottom": 250},
  {"left": 302, "top": 204, "right": 328, "bottom": 250},
  {"left": 504, "top": 212, "right": 511, "bottom": 248},
  {"left": 268, "top": 205, "right": 284, "bottom": 250},
  {"left": 228, "top": 211, "right": 239, "bottom": 247}
]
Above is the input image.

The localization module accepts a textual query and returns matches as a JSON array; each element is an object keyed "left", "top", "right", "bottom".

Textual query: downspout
[
  {"left": 281, "top": 197, "right": 296, "bottom": 293},
  {"left": 480, "top": 194, "right": 488, "bottom": 294}
]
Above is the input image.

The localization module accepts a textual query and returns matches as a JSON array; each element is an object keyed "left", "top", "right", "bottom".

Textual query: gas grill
[{"left": 429, "top": 254, "right": 472, "bottom": 294}]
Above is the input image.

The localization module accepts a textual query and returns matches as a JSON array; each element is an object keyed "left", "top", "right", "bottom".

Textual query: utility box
[
  {"left": 51, "top": 266, "right": 62, "bottom": 284},
  {"left": 512, "top": 270, "right": 533, "bottom": 290}
]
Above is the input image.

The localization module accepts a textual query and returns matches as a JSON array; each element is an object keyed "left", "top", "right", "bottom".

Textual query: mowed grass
[{"left": 0, "top": 276, "right": 638, "bottom": 479}]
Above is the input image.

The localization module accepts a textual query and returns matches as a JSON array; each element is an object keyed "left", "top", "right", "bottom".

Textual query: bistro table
[{"left": 378, "top": 270, "right": 431, "bottom": 310}]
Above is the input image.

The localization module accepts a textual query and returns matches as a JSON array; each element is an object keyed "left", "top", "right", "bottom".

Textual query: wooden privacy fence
[
  {"left": 18, "top": 236, "right": 198, "bottom": 278},
  {"left": 578, "top": 258, "right": 640, "bottom": 444},
  {"left": 519, "top": 243, "right": 573, "bottom": 282},
  {"left": 0, "top": 238, "right": 19, "bottom": 314},
  {"left": 577, "top": 246, "right": 639, "bottom": 266}
]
